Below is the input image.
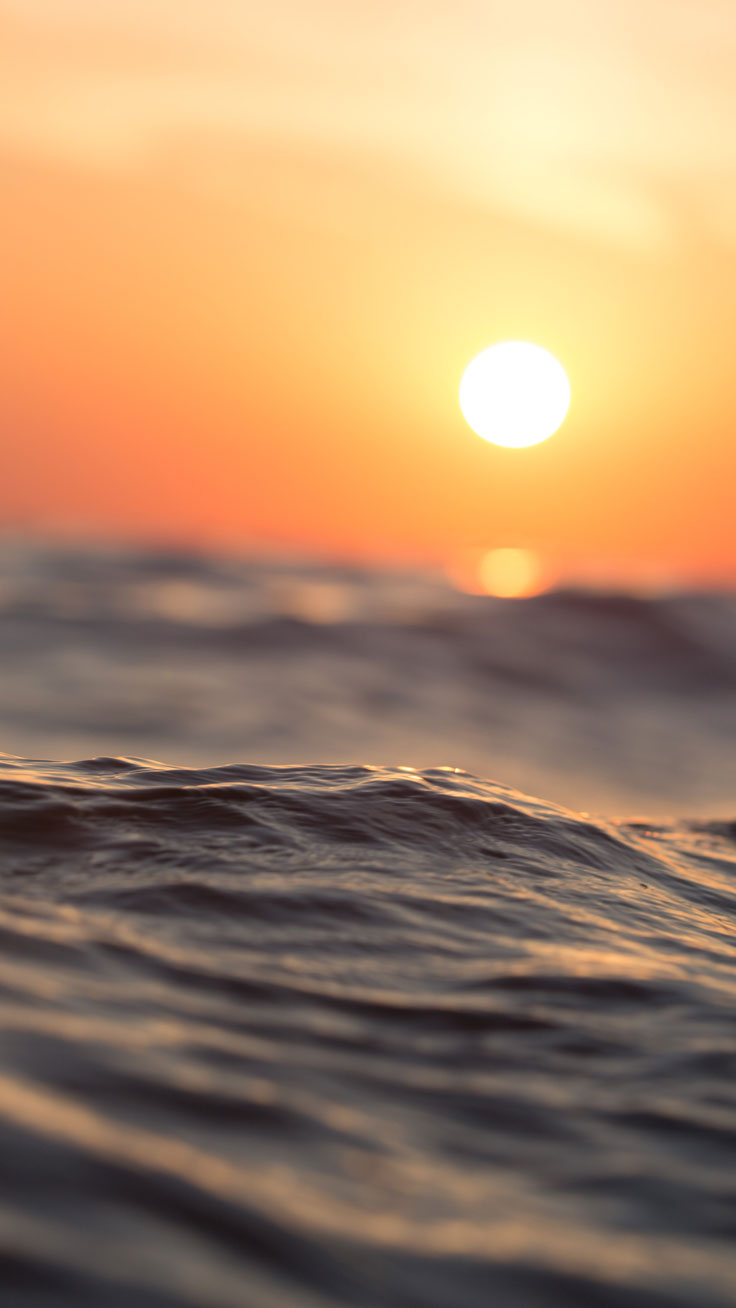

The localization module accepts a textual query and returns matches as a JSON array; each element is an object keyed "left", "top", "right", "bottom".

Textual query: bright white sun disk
[{"left": 459, "top": 342, "right": 570, "bottom": 448}]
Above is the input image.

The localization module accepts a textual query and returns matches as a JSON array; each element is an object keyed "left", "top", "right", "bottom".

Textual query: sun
[{"left": 459, "top": 341, "right": 570, "bottom": 448}]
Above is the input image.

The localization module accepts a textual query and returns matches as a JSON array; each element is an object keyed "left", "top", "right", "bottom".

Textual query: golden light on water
[
  {"left": 479, "top": 548, "right": 544, "bottom": 597},
  {"left": 459, "top": 342, "right": 570, "bottom": 448},
  {"left": 449, "top": 547, "right": 546, "bottom": 598}
]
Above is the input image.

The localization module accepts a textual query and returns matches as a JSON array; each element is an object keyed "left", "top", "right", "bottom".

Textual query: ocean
[{"left": 1, "top": 541, "right": 735, "bottom": 1307}]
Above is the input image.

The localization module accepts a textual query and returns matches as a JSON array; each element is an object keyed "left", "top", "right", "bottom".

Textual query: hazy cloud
[{"left": 2, "top": 0, "right": 735, "bottom": 250}]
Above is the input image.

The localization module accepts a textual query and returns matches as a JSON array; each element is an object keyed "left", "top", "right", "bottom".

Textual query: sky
[{"left": 2, "top": 1, "right": 736, "bottom": 580}]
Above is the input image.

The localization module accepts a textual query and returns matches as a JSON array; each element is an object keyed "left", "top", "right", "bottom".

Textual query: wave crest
[{"left": 2, "top": 755, "right": 736, "bottom": 1306}]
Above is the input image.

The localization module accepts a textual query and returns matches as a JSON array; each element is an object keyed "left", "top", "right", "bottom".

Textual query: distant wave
[
  {"left": 0, "top": 542, "right": 734, "bottom": 813},
  {"left": 2, "top": 755, "right": 736, "bottom": 1306}
]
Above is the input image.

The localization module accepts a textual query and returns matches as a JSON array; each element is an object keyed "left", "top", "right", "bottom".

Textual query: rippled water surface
[{"left": 1, "top": 545, "right": 736, "bottom": 1306}]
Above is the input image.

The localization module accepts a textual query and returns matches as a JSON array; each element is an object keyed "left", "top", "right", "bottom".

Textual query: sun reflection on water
[{"left": 450, "top": 547, "right": 546, "bottom": 598}]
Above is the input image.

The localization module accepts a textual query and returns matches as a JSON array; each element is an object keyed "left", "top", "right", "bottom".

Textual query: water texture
[
  {"left": 2, "top": 756, "right": 736, "bottom": 1306},
  {"left": 1, "top": 543, "right": 736, "bottom": 1306}
]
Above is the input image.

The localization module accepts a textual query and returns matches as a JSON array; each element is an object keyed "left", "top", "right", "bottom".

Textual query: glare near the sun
[{"left": 459, "top": 342, "right": 570, "bottom": 448}]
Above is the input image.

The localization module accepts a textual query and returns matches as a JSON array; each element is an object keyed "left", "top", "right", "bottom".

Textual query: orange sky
[{"left": 2, "top": 1, "right": 736, "bottom": 579}]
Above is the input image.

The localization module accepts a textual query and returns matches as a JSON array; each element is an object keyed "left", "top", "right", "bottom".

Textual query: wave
[
  {"left": 0, "top": 542, "right": 734, "bottom": 815},
  {"left": 2, "top": 755, "right": 736, "bottom": 1305}
]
